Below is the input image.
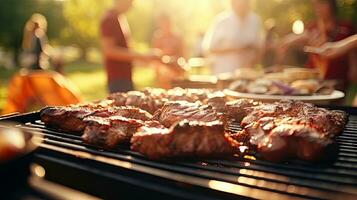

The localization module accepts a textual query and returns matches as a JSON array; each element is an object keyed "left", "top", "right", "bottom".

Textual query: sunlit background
[{"left": 0, "top": 0, "right": 356, "bottom": 111}]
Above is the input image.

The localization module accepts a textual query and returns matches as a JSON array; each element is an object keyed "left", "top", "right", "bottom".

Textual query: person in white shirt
[{"left": 203, "top": 0, "right": 262, "bottom": 75}]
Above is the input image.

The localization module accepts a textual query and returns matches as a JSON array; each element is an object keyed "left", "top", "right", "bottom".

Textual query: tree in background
[
  {"left": 0, "top": 0, "right": 355, "bottom": 65},
  {"left": 0, "top": 0, "right": 67, "bottom": 65},
  {"left": 62, "top": 0, "right": 111, "bottom": 59}
]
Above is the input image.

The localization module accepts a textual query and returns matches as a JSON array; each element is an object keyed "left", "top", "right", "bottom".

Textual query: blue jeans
[{"left": 108, "top": 79, "right": 133, "bottom": 93}]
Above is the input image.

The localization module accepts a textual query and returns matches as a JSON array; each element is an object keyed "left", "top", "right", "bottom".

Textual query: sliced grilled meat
[
  {"left": 203, "top": 91, "right": 237, "bottom": 113},
  {"left": 40, "top": 105, "right": 152, "bottom": 133},
  {"left": 240, "top": 117, "right": 338, "bottom": 162},
  {"left": 131, "top": 120, "right": 239, "bottom": 159},
  {"left": 82, "top": 116, "right": 158, "bottom": 149},
  {"left": 230, "top": 100, "right": 348, "bottom": 162},
  {"left": 166, "top": 88, "right": 210, "bottom": 102},
  {"left": 240, "top": 100, "right": 348, "bottom": 134},
  {"left": 40, "top": 106, "right": 97, "bottom": 133},
  {"left": 153, "top": 101, "right": 222, "bottom": 127},
  {"left": 108, "top": 91, "right": 165, "bottom": 114},
  {"left": 224, "top": 99, "right": 260, "bottom": 122}
]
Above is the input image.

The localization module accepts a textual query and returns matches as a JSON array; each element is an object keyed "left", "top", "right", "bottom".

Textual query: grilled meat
[
  {"left": 203, "top": 91, "right": 238, "bottom": 113},
  {"left": 108, "top": 88, "right": 215, "bottom": 114},
  {"left": 166, "top": 88, "right": 210, "bottom": 102},
  {"left": 108, "top": 91, "right": 165, "bottom": 114},
  {"left": 40, "top": 105, "right": 152, "bottom": 133},
  {"left": 40, "top": 88, "right": 348, "bottom": 162},
  {"left": 40, "top": 106, "right": 98, "bottom": 133},
  {"left": 230, "top": 100, "right": 348, "bottom": 162},
  {"left": 153, "top": 101, "right": 223, "bottom": 127},
  {"left": 224, "top": 99, "right": 260, "bottom": 122},
  {"left": 240, "top": 100, "right": 348, "bottom": 134},
  {"left": 240, "top": 117, "right": 338, "bottom": 161},
  {"left": 131, "top": 120, "right": 239, "bottom": 159},
  {"left": 82, "top": 116, "right": 158, "bottom": 149}
]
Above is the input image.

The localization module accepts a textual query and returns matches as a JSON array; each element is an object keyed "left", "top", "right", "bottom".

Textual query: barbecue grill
[{"left": 1, "top": 107, "right": 357, "bottom": 200}]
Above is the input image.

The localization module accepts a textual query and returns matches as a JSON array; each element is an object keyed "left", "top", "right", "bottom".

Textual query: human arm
[
  {"left": 101, "top": 36, "right": 153, "bottom": 62},
  {"left": 304, "top": 34, "right": 357, "bottom": 59},
  {"left": 100, "top": 15, "right": 159, "bottom": 62}
]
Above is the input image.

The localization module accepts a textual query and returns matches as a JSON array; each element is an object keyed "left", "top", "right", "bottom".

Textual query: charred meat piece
[
  {"left": 40, "top": 106, "right": 97, "bottom": 133},
  {"left": 153, "top": 101, "right": 222, "bottom": 127},
  {"left": 82, "top": 116, "right": 157, "bottom": 149},
  {"left": 166, "top": 88, "right": 210, "bottom": 102},
  {"left": 108, "top": 88, "right": 217, "bottom": 114},
  {"left": 203, "top": 91, "right": 238, "bottom": 113},
  {"left": 240, "top": 117, "right": 338, "bottom": 162},
  {"left": 230, "top": 100, "right": 348, "bottom": 162},
  {"left": 40, "top": 105, "right": 152, "bottom": 133},
  {"left": 240, "top": 100, "right": 348, "bottom": 134},
  {"left": 131, "top": 120, "right": 239, "bottom": 160},
  {"left": 224, "top": 99, "right": 260, "bottom": 122},
  {"left": 108, "top": 91, "right": 165, "bottom": 114}
]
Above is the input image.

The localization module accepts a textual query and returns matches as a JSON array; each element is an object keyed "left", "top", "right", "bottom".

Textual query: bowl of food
[{"left": 0, "top": 123, "right": 42, "bottom": 193}]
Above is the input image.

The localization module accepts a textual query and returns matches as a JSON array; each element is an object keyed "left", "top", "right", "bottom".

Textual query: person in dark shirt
[{"left": 100, "top": 0, "right": 159, "bottom": 93}]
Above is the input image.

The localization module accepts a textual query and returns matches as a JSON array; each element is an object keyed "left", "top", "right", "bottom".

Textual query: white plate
[{"left": 224, "top": 90, "right": 345, "bottom": 104}]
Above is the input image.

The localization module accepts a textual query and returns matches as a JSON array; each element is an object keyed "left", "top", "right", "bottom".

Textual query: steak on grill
[
  {"left": 230, "top": 100, "right": 348, "bottom": 161},
  {"left": 108, "top": 88, "right": 213, "bottom": 114},
  {"left": 153, "top": 101, "right": 223, "bottom": 127},
  {"left": 82, "top": 116, "right": 160, "bottom": 149},
  {"left": 40, "top": 105, "right": 152, "bottom": 133},
  {"left": 131, "top": 120, "right": 239, "bottom": 159}
]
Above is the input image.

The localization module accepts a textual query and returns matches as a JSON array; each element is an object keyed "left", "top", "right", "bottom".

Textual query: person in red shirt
[
  {"left": 100, "top": 0, "right": 159, "bottom": 93},
  {"left": 277, "top": 0, "right": 355, "bottom": 91}
]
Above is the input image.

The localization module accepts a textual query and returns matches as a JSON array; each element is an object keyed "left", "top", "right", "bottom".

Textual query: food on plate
[
  {"left": 290, "top": 79, "right": 320, "bottom": 95},
  {"left": 40, "top": 88, "right": 348, "bottom": 162},
  {"left": 229, "top": 67, "right": 334, "bottom": 96},
  {"left": 0, "top": 127, "right": 27, "bottom": 161},
  {"left": 283, "top": 67, "right": 320, "bottom": 80},
  {"left": 234, "top": 68, "right": 264, "bottom": 80}
]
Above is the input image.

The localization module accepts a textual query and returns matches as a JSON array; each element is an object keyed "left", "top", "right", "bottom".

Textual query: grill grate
[{"left": 2, "top": 111, "right": 357, "bottom": 199}]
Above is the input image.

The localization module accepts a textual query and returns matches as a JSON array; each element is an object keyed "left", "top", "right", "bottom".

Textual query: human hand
[
  {"left": 140, "top": 50, "right": 162, "bottom": 62},
  {"left": 304, "top": 42, "right": 346, "bottom": 59}
]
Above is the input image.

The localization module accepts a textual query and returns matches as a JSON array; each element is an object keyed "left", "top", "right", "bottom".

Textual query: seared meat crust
[
  {"left": 131, "top": 120, "right": 239, "bottom": 159},
  {"left": 153, "top": 101, "right": 222, "bottom": 127},
  {"left": 40, "top": 105, "right": 152, "bottom": 133}
]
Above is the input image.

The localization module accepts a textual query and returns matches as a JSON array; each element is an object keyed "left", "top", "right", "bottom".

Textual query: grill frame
[{"left": 1, "top": 107, "right": 357, "bottom": 200}]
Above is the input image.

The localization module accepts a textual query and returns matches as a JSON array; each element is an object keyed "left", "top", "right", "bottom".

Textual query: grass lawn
[{"left": 0, "top": 61, "right": 155, "bottom": 111}]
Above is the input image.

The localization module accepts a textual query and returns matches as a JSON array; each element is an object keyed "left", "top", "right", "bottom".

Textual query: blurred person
[
  {"left": 277, "top": 0, "right": 355, "bottom": 91},
  {"left": 151, "top": 13, "right": 184, "bottom": 88},
  {"left": 21, "top": 13, "right": 51, "bottom": 70},
  {"left": 192, "top": 32, "right": 205, "bottom": 57},
  {"left": 261, "top": 19, "right": 279, "bottom": 67},
  {"left": 203, "top": 0, "right": 262, "bottom": 75},
  {"left": 152, "top": 14, "right": 184, "bottom": 58},
  {"left": 100, "top": 0, "right": 160, "bottom": 93}
]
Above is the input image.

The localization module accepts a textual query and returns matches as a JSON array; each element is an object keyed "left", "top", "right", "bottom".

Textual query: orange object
[{"left": 2, "top": 70, "right": 82, "bottom": 114}]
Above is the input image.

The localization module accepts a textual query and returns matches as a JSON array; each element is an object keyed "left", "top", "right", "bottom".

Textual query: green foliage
[
  {"left": 256, "top": 0, "right": 357, "bottom": 34},
  {"left": 0, "top": 0, "right": 356, "bottom": 56},
  {"left": 0, "top": 0, "right": 67, "bottom": 50},
  {"left": 61, "top": 0, "right": 111, "bottom": 49}
]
